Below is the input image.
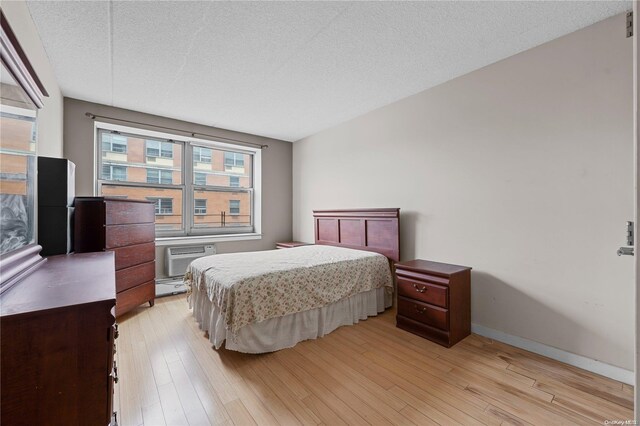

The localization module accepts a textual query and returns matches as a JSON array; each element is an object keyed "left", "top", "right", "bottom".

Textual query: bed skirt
[{"left": 189, "top": 286, "right": 392, "bottom": 353}]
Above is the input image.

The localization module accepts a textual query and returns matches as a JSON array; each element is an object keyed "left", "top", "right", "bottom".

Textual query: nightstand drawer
[
  {"left": 397, "top": 278, "right": 448, "bottom": 308},
  {"left": 397, "top": 296, "right": 448, "bottom": 331}
]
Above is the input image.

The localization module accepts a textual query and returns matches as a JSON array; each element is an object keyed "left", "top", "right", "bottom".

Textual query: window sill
[{"left": 155, "top": 233, "right": 262, "bottom": 246}]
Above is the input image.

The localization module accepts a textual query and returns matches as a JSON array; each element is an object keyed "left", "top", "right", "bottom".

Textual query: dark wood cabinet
[
  {"left": 0, "top": 252, "right": 117, "bottom": 425},
  {"left": 395, "top": 259, "right": 471, "bottom": 347},
  {"left": 75, "top": 197, "right": 156, "bottom": 317},
  {"left": 276, "top": 241, "right": 311, "bottom": 249}
]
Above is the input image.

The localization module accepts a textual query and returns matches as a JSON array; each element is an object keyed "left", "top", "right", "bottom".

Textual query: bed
[{"left": 185, "top": 208, "right": 400, "bottom": 353}]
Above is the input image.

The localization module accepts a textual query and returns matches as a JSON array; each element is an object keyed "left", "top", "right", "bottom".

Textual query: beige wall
[
  {"left": 64, "top": 98, "right": 293, "bottom": 277},
  {"left": 293, "top": 14, "right": 634, "bottom": 370},
  {"left": 2, "top": 0, "right": 63, "bottom": 157}
]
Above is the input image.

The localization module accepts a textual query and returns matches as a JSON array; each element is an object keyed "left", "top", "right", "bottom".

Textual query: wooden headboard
[{"left": 313, "top": 208, "right": 400, "bottom": 262}]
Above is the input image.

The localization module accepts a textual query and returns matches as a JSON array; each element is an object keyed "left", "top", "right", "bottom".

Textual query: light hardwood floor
[{"left": 115, "top": 294, "right": 633, "bottom": 425}]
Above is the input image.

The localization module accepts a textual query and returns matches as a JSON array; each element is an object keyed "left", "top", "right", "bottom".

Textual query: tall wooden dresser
[
  {"left": 1, "top": 252, "right": 117, "bottom": 425},
  {"left": 75, "top": 197, "right": 156, "bottom": 316}
]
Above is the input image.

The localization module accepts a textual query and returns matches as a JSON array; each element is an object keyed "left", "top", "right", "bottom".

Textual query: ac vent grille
[
  {"left": 165, "top": 244, "right": 216, "bottom": 277},
  {"left": 170, "top": 246, "right": 205, "bottom": 256}
]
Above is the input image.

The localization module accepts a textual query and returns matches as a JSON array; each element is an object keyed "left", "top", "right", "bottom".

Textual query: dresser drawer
[
  {"left": 397, "top": 278, "right": 448, "bottom": 308},
  {"left": 116, "top": 281, "right": 155, "bottom": 317},
  {"left": 397, "top": 296, "right": 448, "bottom": 331},
  {"left": 105, "top": 223, "right": 155, "bottom": 249},
  {"left": 110, "top": 242, "right": 155, "bottom": 270},
  {"left": 116, "top": 261, "right": 155, "bottom": 293},
  {"left": 106, "top": 200, "right": 155, "bottom": 225}
]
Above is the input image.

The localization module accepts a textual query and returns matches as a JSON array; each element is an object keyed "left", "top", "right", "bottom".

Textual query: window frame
[{"left": 95, "top": 124, "right": 261, "bottom": 240}]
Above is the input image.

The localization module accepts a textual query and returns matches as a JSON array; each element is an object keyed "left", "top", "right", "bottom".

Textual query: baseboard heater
[{"left": 156, "top": 278, "right": 189, "bottom": 298}]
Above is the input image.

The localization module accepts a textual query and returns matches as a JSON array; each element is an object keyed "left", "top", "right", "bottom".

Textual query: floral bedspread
[{"left": 184, "top": 245, "right": 393, "bottom": 335}]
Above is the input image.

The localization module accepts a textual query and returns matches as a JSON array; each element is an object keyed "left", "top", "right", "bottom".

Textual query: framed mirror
[{"left": 0, "top": 10, "right": 48, "bottom": 293}]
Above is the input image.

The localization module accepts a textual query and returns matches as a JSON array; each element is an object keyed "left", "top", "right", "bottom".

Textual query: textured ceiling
[{"left": 27, "top": 1, "right": 630, "bottom": 142}]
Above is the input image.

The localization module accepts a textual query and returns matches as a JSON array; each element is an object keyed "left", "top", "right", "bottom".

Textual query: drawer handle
[
  {"left": 415, "top": 306, "right": 427, "bottom": 314},
  {"left": 412, "top": 283, "right": 427, "bottom": 293}
]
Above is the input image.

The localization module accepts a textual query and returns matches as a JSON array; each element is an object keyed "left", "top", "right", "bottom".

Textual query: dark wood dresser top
[
  {"left": 395, "top": 259, "right": 471, "bottom": 277},
  {"left": 0, "top": 251, "right": 116, "bottom": 317}
]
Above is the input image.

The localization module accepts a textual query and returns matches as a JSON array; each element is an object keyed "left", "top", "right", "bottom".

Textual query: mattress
[{"left": 184, "top": 245, "right": 394, "bottom": 349}]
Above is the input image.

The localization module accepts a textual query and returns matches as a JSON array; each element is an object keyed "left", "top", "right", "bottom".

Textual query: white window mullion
[{"left": 185, "top": 142, "right": 193, "bottom": 235}]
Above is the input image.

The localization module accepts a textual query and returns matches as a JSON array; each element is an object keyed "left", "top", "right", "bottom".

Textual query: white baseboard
[{"left": 471, "top": 323, "right": 634, "bottom": 385}]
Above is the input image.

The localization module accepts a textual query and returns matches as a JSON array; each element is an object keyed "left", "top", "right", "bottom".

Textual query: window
[
  {"left": 229, "top": 200, "right": 240, "bottom": 215},
  {"left": 102, "top": 165, "right": 127, "bottom": 181},
  {"left": 102, "top": 133, "right": 127, "bottom": 153},
  {"left": 0, "top": 105, "right": 37, "bottom": 255},
  {"left": 147, "top": 168, "right": 173, "bottom": 184},
  {"left": 194, "top": 199, "right": 207, "bottom": 215},
  {"left": 194, "top": 172, "right": 207, "bottom": 186},
  {"left": 97, "top": 127, "right": 258, "bottom": 237},
  {"left": 146, "top": 140, "right": 173, "bottom": 158},
  {"left": 224, "top": 152, "right": 244, "bottom": 169},
  {"left": 193, "top": 147, "right": 212, "bottom": 163},
  {"left": 148, "top": 197, "right": 173, "bottom": 215}
]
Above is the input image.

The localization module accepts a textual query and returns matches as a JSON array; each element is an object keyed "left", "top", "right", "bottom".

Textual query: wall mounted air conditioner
[{"left": 165, "top": 244, "right": 216, "bottom": 277}]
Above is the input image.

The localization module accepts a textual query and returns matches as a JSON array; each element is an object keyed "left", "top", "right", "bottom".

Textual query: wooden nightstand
[
  {"left": 276, "top": 241, "right": 311, "bottom": 249},
  {"left": 395, "top": 259, "right": 471, "bottom": 347}
]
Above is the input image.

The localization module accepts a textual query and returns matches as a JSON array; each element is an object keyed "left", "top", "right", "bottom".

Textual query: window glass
[
  {"left": 191, "top": 190, "right": 251, "bottom": 230},
  {"left": 99, "top": 131, "right": 182, "bottom": 185},
  {"left": 194, "top": 172, "right": 206, "bottom": 186},
  {"left": 224, "top": 151, "right": 245, "bottom": 171},
  {"left": 98, "top": 129, "right": 255, "bottom": 236},
  {"left": 147, "top": 197, "right": 173, "bottom": 214},
  {"left": 229, "top": 200, "right": 240, "bottom": 215},
  {"left": 102, "top": 164, "right": 127, "bottom": 181},
  {"left": 146, "top": 140, "right": 173, "bottom": 158},
  {"left": 194, "top": 199, "right": 206, "bottom": 215},
  {"left": 193, "top": 146, "right": 212, "bottom": 163},
  {"left": 102, "top": 134, "right": 127, "bottom": 153},
  {"left": 194, "top": 147, "right": 252, "bottom": 189},
  {"left": 0, "top": 94, "right": 37, "bottom": 254},
  {"left": 146, "top": 168, "right": 172, "bottom": 184}
]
